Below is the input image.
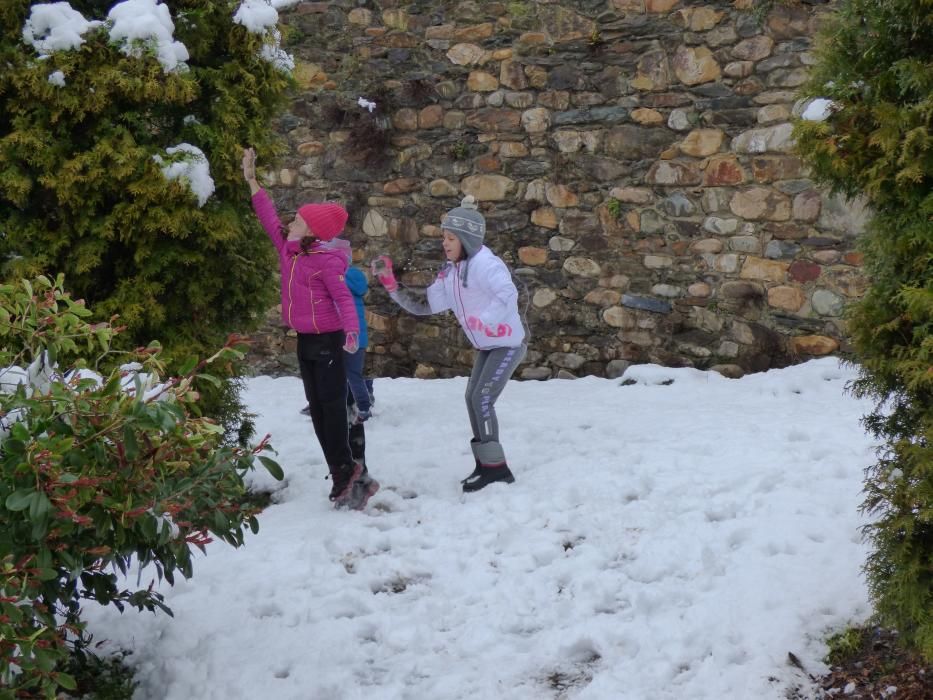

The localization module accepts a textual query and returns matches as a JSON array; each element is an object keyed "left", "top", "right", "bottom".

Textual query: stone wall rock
[{"left": 245, "top": 0, "right": 861, "bottom": 381}]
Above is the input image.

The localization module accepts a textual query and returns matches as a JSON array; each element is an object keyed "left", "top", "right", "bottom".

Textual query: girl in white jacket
[{"left": 373, "top": 195, "right": 527, "bottom": 492}]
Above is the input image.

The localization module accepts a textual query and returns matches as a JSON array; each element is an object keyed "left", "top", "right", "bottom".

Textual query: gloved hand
[
  {"left": 371, "top": 255, "right": 398, "bottom": 292},
  {"left": 343, "top": 331, "right": 359, "bottom": 354},
  {"left": 353, "top": 409, "right": 371, "bottom": 425}
]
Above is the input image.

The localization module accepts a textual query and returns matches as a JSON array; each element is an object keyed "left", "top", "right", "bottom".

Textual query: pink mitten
[
  {"left": 371, "top": 256, "right": 397, "bottom": 292},
  {"left": 343, "top": 331, "right": 359, "bottom": 354}
]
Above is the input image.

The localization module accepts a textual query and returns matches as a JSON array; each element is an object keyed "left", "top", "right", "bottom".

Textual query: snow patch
[
  {"left": 259, "top": 30, "right": 294, "bottom": 72},
  {"left": 799, "top": 98, "right": 835, "bottom": 122},
  {"left": 107, "top": 0, "right": 189, "bottom": 73},
  {"left": 153, "top": 143, "right": 215, "bottom": 207},
  {"left": 233, "top": 0, "right": 279, "bottom": 32},
  {"left": 233, "top": 0, "right": 294, "bottom": 72},
  {"left": 22, "top": 2, "right": 103, "bottom": 54}
]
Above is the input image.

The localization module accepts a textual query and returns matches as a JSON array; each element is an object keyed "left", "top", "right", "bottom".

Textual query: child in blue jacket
[{"left": 344, "top": 266, "right": 374, "bottom": 427}]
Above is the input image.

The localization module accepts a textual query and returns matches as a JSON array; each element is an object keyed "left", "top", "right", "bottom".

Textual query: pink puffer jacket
[{"left": 252, "top": 189, "right": 359, "bottom": 336}]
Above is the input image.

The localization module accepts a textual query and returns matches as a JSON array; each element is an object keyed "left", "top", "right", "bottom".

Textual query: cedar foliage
[
  {"left": 794, "top": 0, "right": 933, "bottom": 660},
  {"left": 0, "top": 0, "right": 290, "bottom": 369}
]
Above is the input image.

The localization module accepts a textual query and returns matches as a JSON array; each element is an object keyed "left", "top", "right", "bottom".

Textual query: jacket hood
[
  {"left": 284, "top": 237, "right": 352, "bottom": 263},
  {"left": 345, "top": 266, "right": 369, "bottom": 297}
]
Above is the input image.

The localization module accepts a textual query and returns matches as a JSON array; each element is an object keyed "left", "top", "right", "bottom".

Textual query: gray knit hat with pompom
[{"left": 441, "top": 195, "right": 485, "bottom": 258}]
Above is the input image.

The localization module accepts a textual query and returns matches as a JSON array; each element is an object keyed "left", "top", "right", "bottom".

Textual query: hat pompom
[{"left": 460, "top": 194, "right": 477, "bottom": 210}]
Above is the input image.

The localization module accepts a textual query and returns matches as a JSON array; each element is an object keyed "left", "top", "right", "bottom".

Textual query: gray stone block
[{"left": 622, "top": 294, "right": 673, "bottom": 314}]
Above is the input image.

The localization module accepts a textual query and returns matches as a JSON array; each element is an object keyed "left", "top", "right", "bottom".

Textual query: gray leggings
[{"left": 465, "top": 344, "right": 526, "bottom": 444}]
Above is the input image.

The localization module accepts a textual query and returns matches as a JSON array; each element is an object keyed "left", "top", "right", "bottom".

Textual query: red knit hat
[{"left": 297, "top": 202, "right": 348, "bottom": 241}]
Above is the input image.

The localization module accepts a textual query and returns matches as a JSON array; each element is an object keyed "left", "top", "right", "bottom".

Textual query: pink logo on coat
[{"left": 466, "top": 316, "right": 513, "bottom": 337}]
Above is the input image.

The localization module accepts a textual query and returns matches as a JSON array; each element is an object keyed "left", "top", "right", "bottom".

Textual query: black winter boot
[
  {"left": 327, "top": 468, "right": 341, "bottom": 501},
  {"left": 462, "top": 464, "right": 515, "bottom": 492},
  {"left": 329, "top": 462, "right": 363, "bottom": 503},
  {"left": 461, "top": 439, "right": 482, "bottom": 484},
  {"left": 462, "top": 440, "right": 514, "bottom": 493}
]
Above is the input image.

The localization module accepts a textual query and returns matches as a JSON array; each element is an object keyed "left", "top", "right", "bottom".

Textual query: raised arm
[
  {"left": 242, "top": 147, "right": 284, "bottom": 254},
  {"left": 242, "top": 147, "right": 261, "bottom": 197}
]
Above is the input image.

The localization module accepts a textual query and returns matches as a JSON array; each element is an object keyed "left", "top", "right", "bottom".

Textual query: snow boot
[
  {"left": 462, "top": 441, "right": 514, "bottom": 493},
  {"left": 462, "top": 465, "right": 515, "bottom": 492},
  {"left": 328, "top": 461, "right": 363, "bottom": 504},
  {"left": 341, "top": 467, "right": 380, "bottom": 511},
  {"left": 460, "top": 439, "right": 483, "bottom": 484}
]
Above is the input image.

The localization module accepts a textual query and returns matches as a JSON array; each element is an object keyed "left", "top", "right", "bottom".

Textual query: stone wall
[{"left": 246, "top": 0, "right": 868, "bottom": 380}]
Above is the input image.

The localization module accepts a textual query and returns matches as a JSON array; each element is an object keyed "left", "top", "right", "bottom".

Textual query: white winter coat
[{"left": 426, "top": 246, "right": 525, "bottom": 350}]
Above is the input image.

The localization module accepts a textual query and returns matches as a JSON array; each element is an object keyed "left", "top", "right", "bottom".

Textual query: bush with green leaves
[
  {"left": 794, "top": 0, "right": 933, "bottom": 660},
  {"left": 0, "top": 275, "right": 283, "bottom": 697},
  {"left": 0, "top": 0, "right": 291, "bottom": 366}
]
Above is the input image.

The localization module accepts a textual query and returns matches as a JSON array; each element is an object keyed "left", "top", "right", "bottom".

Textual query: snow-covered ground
[{"left": 83, "top": 358, "right": 876, "bottom": 699}]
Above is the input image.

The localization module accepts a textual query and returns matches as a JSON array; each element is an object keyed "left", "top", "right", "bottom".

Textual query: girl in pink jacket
[
  {"left": 373, "top": 195, "right": 527, "bottom": 493},
  {"left": 242, "top": 148, "right": 377, "bottom": 510}
]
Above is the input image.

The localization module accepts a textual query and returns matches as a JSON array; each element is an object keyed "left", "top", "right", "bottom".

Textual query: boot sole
[{"left": 462, "top": 470, "right": 515, "bottom": 493}]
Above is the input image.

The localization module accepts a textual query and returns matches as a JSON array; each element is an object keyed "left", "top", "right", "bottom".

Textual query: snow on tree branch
[{"left": 153, "top": 144, "right": 215, "bottom": 208}]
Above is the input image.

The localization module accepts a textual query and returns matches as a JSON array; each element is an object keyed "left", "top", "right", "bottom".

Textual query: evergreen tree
[
  {"left": 794, "top": 0, "right": 933, "bottom": 659},
  {"left": 0, "top": 0, "right": 291, "bottom": 369}
]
